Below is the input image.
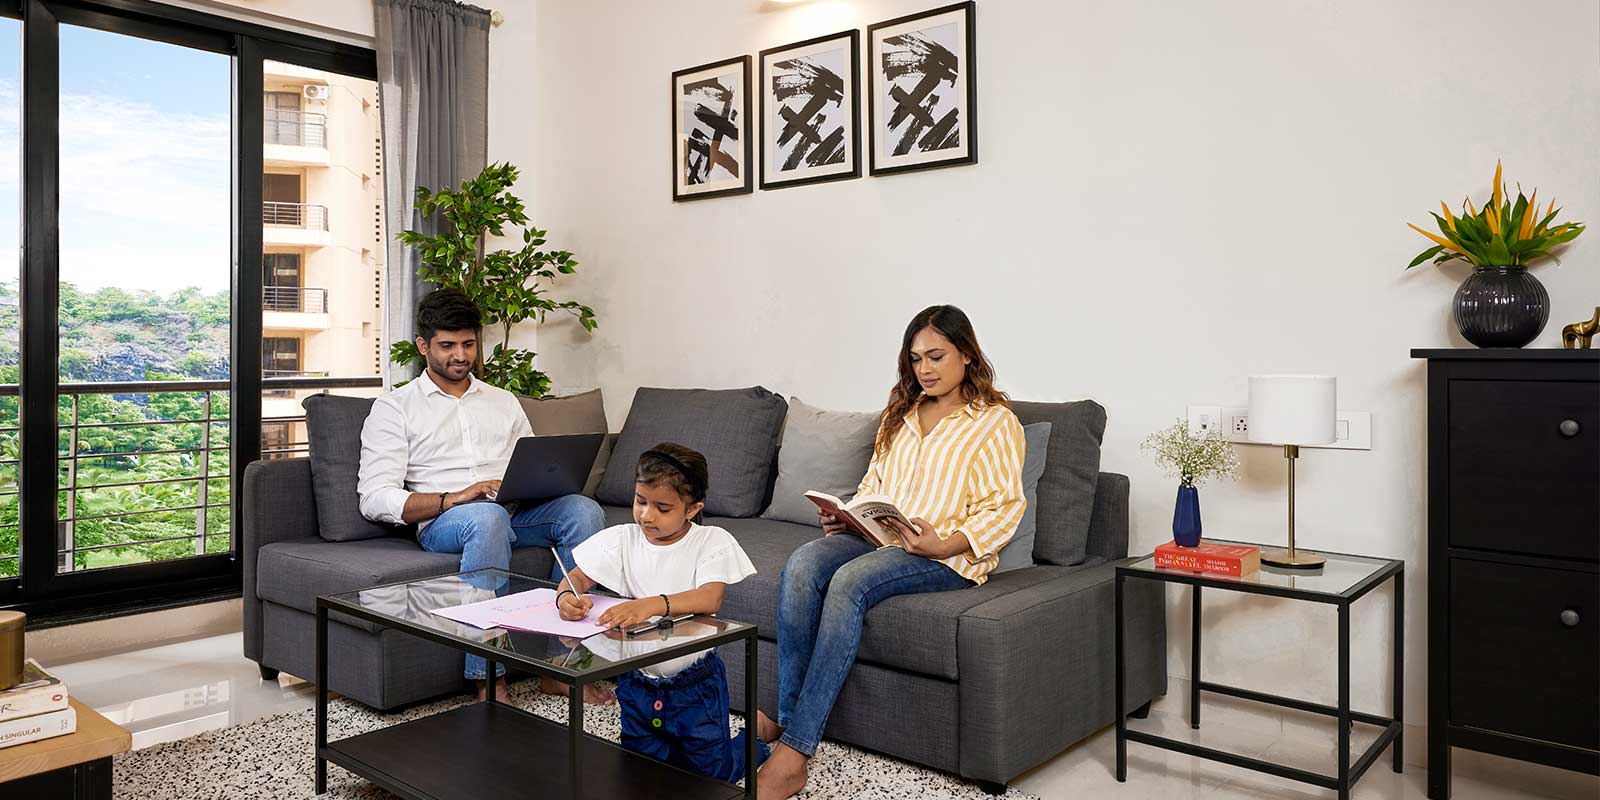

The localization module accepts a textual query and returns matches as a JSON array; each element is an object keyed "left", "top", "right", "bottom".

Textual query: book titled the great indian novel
[{"left": 1154, "top": 541, "right": 1261, "bottom": 577}]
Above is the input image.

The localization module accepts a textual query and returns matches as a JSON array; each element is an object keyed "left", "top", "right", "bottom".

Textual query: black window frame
[{"left": 0, "top": 0, "right": 379, "bottom": 619}]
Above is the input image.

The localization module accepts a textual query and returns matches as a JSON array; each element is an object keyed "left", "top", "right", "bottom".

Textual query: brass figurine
[{"left": 1562, "top": 307, "right": 1599, "bottom": 349}]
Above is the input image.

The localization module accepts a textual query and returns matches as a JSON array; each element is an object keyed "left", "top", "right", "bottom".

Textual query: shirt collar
[
  {"left": 418, "top": 370, "right": 483, "bottom": 397},
  {"left": 905, "top": 395, "right": 982, "bottom": 426}
]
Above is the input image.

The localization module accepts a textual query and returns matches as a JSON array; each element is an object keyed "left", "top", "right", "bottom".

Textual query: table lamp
[{"left": 1248, "top": 375, "right": 1336, "bottom": 569}]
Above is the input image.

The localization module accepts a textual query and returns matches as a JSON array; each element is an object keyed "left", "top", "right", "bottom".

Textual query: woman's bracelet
[{"left": 660, "top": 594, "right": 671, "bottom": 617}]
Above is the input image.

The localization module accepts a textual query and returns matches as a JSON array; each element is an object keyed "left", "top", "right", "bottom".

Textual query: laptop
[{"left": 488, "top": 433, "right": 606, "bottom": 505}]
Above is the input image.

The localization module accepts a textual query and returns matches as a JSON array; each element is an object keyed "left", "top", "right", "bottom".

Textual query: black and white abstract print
[
  {"left": 869, "top": 3, "right": 976, "bottom": 174},
  {"left": 673, "top": 56, "right": 751, "bottom": 200},
  {"left": 683, "top": 75, "right": 740, "bottom": 185},
  {"left": 880, "top": 24, "right": 960, "bottom": 156},
  {"left": 760, "top": 31, "right": 859, "bottom": 189}
]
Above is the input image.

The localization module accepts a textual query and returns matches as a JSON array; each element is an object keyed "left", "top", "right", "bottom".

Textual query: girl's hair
[
  {"left": 636, "top": 442, "right": 709, "bottom": 523},
  {"left": 874, "top": 305, "right": 1008, "bottom": 455}
]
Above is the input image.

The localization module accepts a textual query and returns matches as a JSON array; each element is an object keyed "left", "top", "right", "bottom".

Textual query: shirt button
[{"left": 651, "top": 718, "right": 663, "bottom": 728}]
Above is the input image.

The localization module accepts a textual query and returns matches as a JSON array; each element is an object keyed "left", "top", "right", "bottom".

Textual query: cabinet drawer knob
[
  {"left": 1559, "top": 419, "right": 1581, "bottom": 437},
  {"left": 1560, "top": 609, "right": 1580, "bottom": 627}
]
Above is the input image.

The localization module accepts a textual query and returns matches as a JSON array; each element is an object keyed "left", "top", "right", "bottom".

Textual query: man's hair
[{"left": 415, "top": 289, "right": 481, "bottom": 341}]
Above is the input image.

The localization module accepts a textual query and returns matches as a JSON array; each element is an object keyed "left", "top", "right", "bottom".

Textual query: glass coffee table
[
  {"left": 1115, "top": 542, "right": 1404, "bottom": 800},
  {"left": 314, "top": 568, "right": 759, "bottom": 800}
]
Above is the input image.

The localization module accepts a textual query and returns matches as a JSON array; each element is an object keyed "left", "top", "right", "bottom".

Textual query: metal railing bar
[
  {"left": 0, "top": 377, "right": 380, "bottom": 397},
  {"left": 64, "top": 530, "right": 232, "bottom": 556},
  {"left": 69, "top": 418, "right": 213, "bottom": 431},
  {"left": 64, "top": 501, "right": 228, "bottom": 524},
  {"left": 70, "top": 446, "right": 230, "bottom": 460},
  {"left": 71, "top": 474, "right": 229, "bottom": 491}
]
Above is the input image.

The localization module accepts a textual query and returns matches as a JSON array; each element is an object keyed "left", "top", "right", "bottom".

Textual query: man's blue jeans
[
  {"left": 775, "top": 534, "right": 970, "bottom": 757},
  {"left": 419, "top": 494, "right": 606, "bottom": 680}
]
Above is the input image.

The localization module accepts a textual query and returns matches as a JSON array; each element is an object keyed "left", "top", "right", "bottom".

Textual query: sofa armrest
[
  {"left": 1084, "top": 472, "right": 1130, "bottom": 562},
  {"left": 242, "top": 457, "right": 320, "bottom": 662},
  {"left": 956, "top": 558, "right": 1166, "bottom": 784}
]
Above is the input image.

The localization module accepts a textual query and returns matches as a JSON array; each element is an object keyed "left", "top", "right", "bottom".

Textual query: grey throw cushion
[
  {"left": 994, "top": 422, "right": 1051, "bottom": 573},
  {"left": 761, "top": 398, "right": 879, "bottom": 526},
  {"left": 596, "top": 387, "right": 788, "bottom": 518},
  {"left": 303, "top": 394, "right": 397, "bottom": 542},
  {"left": 1010, "top": 400, "right": 1107, "bottom": 565},
  {"left": 518, "top": 388, "right": 610, "bottom": 496}
]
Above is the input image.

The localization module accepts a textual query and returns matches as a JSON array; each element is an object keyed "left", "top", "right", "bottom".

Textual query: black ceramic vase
[{"left": 1452, "top": 265, "right": 1549, "bottom": 348}]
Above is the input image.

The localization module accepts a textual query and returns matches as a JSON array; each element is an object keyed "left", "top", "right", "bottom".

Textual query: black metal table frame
[
  {"left": 1115, "top": 553, "right": 1405, "bottom": 800},
  {"left": 313, "top": 569, "right": 760, "bottom": 800}
]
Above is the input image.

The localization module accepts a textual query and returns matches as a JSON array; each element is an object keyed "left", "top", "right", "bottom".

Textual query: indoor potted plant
[
  {"left": 1407, "top": 161, "right": 1585, "bottom": 347},
  {"left": 1141, "top": 421, "right": 1240, "bottom": 547}
]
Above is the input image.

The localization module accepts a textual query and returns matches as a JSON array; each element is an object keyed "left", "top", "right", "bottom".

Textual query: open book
[{"left": 804, "top": 491, "right": 913, "bottom": 549}]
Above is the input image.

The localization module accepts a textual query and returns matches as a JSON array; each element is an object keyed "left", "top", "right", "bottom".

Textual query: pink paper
[{"left": 430, "top": 587, "right": 629, "bottom": 638}]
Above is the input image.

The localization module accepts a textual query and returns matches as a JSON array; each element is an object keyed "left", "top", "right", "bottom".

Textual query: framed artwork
[
  {"left": 759, "top": 30, "right": 861, "bottom": 190},
  {"left": 672, "top": 55, "right": 753, "bottom": 201},
  {"left": 867, "top": 2, "right": 977, "bottom": 176}
]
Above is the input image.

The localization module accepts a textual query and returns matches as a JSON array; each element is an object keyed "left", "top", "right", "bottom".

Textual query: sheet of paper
[
  {"left": 492, "top": 589, "right": 630, "bottom": 638},
  {"left": 430, "top": 586, "right": 560, "bottom": 629},
  {"left": 430, "top": 587, "right": 629, "bottom": 638}
]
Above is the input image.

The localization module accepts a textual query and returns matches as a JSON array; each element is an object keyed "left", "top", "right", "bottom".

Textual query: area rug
[{"left": 112, "top": 680, "right": 1038, "bottom": 800}]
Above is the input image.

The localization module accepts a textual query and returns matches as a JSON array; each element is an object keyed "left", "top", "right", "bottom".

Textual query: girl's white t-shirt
[{"left": 571, "top": 522, "right": 757, "bottom": 677}]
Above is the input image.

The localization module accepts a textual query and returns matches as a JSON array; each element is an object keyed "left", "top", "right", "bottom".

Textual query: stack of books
[{"left": 0, "top": 659, "right": 76, "bottom": 750}]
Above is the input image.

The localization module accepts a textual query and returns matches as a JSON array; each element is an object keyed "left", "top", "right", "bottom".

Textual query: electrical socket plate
[{"left": 1187, "top": 406, "right": 1372, "bottom": 450}]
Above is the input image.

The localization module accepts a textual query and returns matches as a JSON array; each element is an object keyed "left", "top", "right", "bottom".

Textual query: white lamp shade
[{"left": 1248, "top": 375, "right": 1336, "bottom": 445}]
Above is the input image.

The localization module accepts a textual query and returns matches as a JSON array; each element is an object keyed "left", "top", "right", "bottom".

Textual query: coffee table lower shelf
[{"left": 320, "top": 701, "right": 745, "bottom": 800}]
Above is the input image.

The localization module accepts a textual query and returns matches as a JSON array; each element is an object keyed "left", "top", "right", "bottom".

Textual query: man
[{"left": 358, "top": 288, "right": 608, "bottom": 702}]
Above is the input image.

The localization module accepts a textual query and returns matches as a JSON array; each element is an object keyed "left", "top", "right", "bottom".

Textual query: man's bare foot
[
  {"left": 756, "top": 742, "right": 808, "bottom": 799},
  {"left": 754, "top": 710, "right": 783, "bottom": 744},
  {"left": 475, "top": 677, "right": 510, "bottom": 703},
  {"left": 537, "top": 676, "right": 617, "bottom": 705}
]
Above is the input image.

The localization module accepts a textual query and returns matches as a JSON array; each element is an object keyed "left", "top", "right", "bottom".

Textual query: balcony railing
[
  {"left": 263, "top": 286, "right": 328, "bottom": 314},
  {"left": 263, "top": 370, "right": 329, "bottom": 397},
  {"left": 0, "top": 376, "right": 381, "bottom": 577},
  {"left": 263, "top": 201, "right": 328, "bottom": 230},
  {"left": 264, "top": 109, "right": 327, "bottom": 148}
]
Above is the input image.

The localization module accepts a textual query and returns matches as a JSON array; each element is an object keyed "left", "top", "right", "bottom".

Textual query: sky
[{"left": 0, "top": 21, "right": 232, "bottom": 295}]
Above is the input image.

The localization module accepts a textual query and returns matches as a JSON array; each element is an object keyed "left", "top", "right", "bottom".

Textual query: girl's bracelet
[
  {"left": 556, "top": 588, "right": 576, "bottom": 604},
  {"left": 660, "top": 594, "right": 671, "bottom": 617}
]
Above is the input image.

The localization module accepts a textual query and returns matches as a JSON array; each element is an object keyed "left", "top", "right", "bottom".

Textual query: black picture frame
[
  {"left": 867, "top": 1, "right": 977, "bottom": 176},
  {"left": 758, "top": 29, "right": 861, "bottom": 191},
  {"left": 671, "top": 55, "right": 754, "bottom": 201}
]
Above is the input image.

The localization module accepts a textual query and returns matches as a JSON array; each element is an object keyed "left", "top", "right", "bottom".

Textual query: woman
[{"left": 754, "top": 305, "right": 1026, "bottom": 798}]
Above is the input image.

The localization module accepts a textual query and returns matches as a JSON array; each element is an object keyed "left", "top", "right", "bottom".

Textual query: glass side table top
[
  {"left": 1122, "top": 540, "right": 1400, "bottom": 599},
  {"left": 323, "top": 568, "right": 753, "bottom": 678}
]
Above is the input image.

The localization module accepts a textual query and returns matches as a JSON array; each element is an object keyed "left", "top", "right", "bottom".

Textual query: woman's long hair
[{"left": 874, "top": 305, "right": 1008, "bottom": 455}]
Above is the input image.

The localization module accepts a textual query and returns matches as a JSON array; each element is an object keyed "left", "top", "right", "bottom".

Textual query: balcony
[
  {"left": 262, "top": 201, "right": 330, "bottom": 247},
  {"left": 264, "top": 110, "right": 330, "bottom": 167},
  {"left": 263, "top": 286, "right": 331, "bottom": 332}
]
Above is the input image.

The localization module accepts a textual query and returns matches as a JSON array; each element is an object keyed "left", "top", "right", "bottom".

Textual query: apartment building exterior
[{"left": 261, "top": 60, "right": 385, "bottom": 454}]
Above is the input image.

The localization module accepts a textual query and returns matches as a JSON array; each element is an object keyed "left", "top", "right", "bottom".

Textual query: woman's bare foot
[
  {"left": 537, "top": 676, "right": 617, "bottom": 705},
  {"left": 475, "top": 677, "right": 510, "bottom": 703},
  {"left": 756, "top": 742, "right": 808, "bottom": 799},
  {"left": 754, "top": 710, "right": 783, "bottom": 744}
]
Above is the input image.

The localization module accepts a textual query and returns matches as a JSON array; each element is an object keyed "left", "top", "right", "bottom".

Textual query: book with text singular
[
  {"left": 803, "top": 491, "right": 913, "bottom": 549},
  {"left": 0, "top": 659, "right": 70, "bottom": 723},
  {"left": 0, "top": 704, "right": 77, "bottom": 750},
  {"left": 1154, "top": 540, "right": 1261, "bottom": 577}
]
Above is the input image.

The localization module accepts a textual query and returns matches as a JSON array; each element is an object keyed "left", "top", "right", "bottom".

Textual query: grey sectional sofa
[{"left": 242, "top": 389, "right": 1166, "bottom": 791}]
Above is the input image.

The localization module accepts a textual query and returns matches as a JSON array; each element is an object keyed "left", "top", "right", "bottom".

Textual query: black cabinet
[{"left": 1415, "top": 349, "right": 1600, "bottom": 800}]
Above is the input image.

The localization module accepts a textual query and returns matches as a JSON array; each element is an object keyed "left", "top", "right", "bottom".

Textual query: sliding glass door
[{"left": 1, "top": 0, "right": 377, "bottom": 613}]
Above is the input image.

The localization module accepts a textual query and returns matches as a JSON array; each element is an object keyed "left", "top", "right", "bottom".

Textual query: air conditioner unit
[{"left": 303, "top": 85, "right": 330, "bottom": 102}]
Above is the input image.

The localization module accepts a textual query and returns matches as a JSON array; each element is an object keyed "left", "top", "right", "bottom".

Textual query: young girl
[{"left": 554, "top": 442, "right": 768, "bottom": 783}]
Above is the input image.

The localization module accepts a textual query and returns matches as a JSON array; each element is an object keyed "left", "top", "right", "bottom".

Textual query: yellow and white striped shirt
[{"left": 856, "top": 399, "right": 1027, "bottom": 585}]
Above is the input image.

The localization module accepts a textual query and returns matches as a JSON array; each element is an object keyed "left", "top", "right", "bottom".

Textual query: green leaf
[{"left": 1408, "top": 244, "right": 1445, "bottom": 268}]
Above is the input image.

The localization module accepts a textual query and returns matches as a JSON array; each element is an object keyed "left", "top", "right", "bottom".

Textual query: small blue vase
[{"left": 1173, "top": 482, "right": 1202, "bottom": 547}]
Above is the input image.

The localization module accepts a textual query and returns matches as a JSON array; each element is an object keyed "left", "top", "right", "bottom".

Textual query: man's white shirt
[{"left": 356, "top": 371, "right": 532, "bottom": 528}]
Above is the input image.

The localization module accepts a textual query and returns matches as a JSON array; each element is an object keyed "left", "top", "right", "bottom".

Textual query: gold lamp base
[{"left": 1260, "top": 548, "right": 1325, "bottom": 570}]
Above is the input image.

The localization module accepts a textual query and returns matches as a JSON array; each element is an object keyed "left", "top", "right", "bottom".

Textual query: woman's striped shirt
[{"left": 856, "top": 398, "right": 1027, "bottom": 585}]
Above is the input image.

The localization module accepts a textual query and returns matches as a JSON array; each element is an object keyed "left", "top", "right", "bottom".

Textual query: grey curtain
[{"left": 375, "top": 0, "right": 490, "bottom": 385}]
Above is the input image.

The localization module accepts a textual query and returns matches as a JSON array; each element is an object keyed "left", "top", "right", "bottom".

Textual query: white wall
[{"left": 522, "top": 0, "right": 1600, "bottom": 747}]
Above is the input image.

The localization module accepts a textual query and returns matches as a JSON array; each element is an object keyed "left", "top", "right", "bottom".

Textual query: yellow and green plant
[{"left": 1407, "top": 161, "right": 1585, "bottom": 269}]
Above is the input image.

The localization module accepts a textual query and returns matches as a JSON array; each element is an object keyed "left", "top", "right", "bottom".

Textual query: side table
[
  {"left": 0, "top": 698, "right": 131, "bottom": 799},
  {"left": 1115, "top": 542, "right": 1404, "bottom": 800}
]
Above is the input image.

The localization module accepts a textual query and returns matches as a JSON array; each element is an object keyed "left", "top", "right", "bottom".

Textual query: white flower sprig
[{"left": 1140, "top": 420, "right": 1241, "bottom": 487}]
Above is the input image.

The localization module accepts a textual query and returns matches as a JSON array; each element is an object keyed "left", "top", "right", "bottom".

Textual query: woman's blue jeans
[{"left": 775, "top": 534, "right": 969, "bottom": 756}]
